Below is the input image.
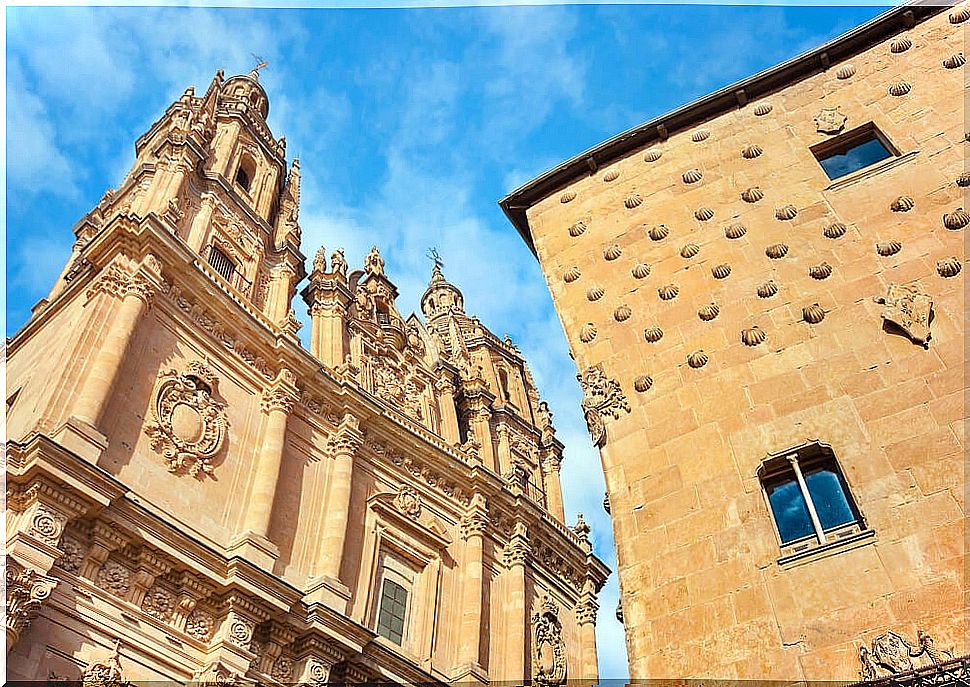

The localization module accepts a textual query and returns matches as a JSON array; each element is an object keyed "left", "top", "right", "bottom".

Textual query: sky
[{"left": 7, "top": 3, "right": 889, "bottom": 678}]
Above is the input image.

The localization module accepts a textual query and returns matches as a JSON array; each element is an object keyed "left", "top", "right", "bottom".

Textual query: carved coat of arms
[
  {"left": 144, "top": 361, "right": 228, "bottom": 478},
  {"left": 814, "top": 106, "right": 847, "bottom": 134},
  {"left": 874, "top": 282, "right": 933, "bottom": 346},
  {"left": 533, "top": 596, "right": 567, "bottom": 686},
  {"left": 577, "top": 366, "right": 630, "bottom": 447}
]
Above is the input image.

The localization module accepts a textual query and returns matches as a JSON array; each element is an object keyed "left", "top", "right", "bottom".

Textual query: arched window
[
  {"left": 207, "top": 245, "right": 236, "bottom": 283},
  {"left": 498, "top": 368, "right": 510, "bottom": 401},
  {"left": 234, "top": 155, "right": 256, "bottom": 193}
]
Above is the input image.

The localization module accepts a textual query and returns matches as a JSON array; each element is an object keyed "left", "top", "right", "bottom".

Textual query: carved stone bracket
[
  {"left": 577, "top": 365, "right": 630, "bottom": 447},
  {"left": 144, "top": 361, "right": 229, "bottom": 478}
]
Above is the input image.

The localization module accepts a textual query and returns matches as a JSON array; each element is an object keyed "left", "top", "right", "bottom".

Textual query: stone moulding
[
  {"left": 577, "top": 365, "right": 630, "bottom": 447},
  {"left": 937, "top": 257, "right": 962, "bottom": 278},
  {"left": 144, "top": 361, "right": 229, "bottom": 479}
]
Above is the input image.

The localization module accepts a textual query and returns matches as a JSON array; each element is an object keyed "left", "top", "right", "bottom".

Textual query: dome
[
  {"left": 222, "top": 72, "right": 270, "bottom": 119},
  {"left": 420, "top": 263, "right": 465, "bottom": 320}
]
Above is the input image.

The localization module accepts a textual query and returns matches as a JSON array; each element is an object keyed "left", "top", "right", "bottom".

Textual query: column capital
[
  {"left": 503, "top": 523, "right": 531, "bottom": 568},
  {"left": 5, "top": 557, "right": 58, "bottom": 647},
  {"left": 576, "top": 596, "right": 599, "bottom": 627},
  {"left": 261, "top": 368, "right": 299, "bottom": 414},
  {"left": 86, "top": 263, "right": 159, "bottom": 307},
  {"left": 460, "top": 509, "right": 490, "bottom": 540},
  {"left": 327, "top": 412, "right": 364, "bottom": 456}
]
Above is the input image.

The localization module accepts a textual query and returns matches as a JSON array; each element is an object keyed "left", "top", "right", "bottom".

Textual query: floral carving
[
  {"left": 82, "top": 640, "right": 125, "bottom": 687},
  {"left": 185, "top": 609, "right": 215, "bottom": 641},
  {"left": 56, "top": 536, "right": 85, "bottom": 574},
  {"left": 533, "top": 596, "right": 567, "bottom": 686},
  {"left": 145, "top": 362, "right": 228, "bottom": 478},
  {"left": 29, "top": 506, "right": 67, "bottom": 545},
  {"left": 96, "top": 561, "right": 131, "bottom": 597},
  {"left": 874, "top": 283, "right": 933, "bottom": 346},
  {"left": 6, "top": 561, "right": 58, "bottom": 646},
  {"left": 577, "top": 366, "right": 630, "bottom": 447},
  {"left": 271, "top": 657, "right": 293, "bottom": 682},
  {"left": 394, "top": 484, "right": 422, "bottom": 518},
  {"left": 141, "top": 585, "right": 176, "bottom": 622},
  {"left": 227, "top": 618, "right": 254, "bottom": 648}
]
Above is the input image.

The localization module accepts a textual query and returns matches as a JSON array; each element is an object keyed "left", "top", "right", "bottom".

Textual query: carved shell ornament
[
  {"left": 725, "top": 223, "right": 747, "bottom": 239},
  {"left": 682, "top": 169, "right": 703, "bottom": 184},
  {"left": 876, "top": 240, "right": 902, "bottom": 257},
  {"left": 587, "top": 285, "right": 605, "bottom": 301},
  {"left": 824, "top": 222, "right": 848, "bottom": 239},
  {"left": 680, "top": 243, "right": 700, "bottom": 258},
  {"left": 956, "top": 172, "right": 970, "bottom": 188},
  {"left": 741, "top": 187, "right": 764, "bottom": 204},
  {"left": 741, "top": 326, "right": 767, "bottom": 346},
  {"left": 765, "top": 243, "right": 789, "bottom": 259},
  {"left": 836, "top": 64, "right": 856, "bottom": 79},
  {"left": 691, "top": 129, "right": 711, "bottom": 142},
  {"left": 144, "top": 362, "right": 228, "bottom": 478},
  {"left": 624, "top": 193, "right": 643, "bottom": 209},
  {"left": 568, "top": 217, "right": 589, "bottom": 237},
  {"left": 809, "top": 262, "right": 833, "bottom": 280},
  {"left": 563, "top": 267, "right": 582, "bottom": 283},
  {"left": 891, "top": 195, "right": 915, "bottom": 212},
  {"left": 937, "top": 257, "right": 962, "bottom": 278},
  {"left": 951, "top": 7, "right": 970, "bottom": 23},
  {"left": 757, "top": 280, "right": 779, "bottom": 298},
  {"left": 687, "top": 350, "right": 709, "bottom": 369},
  {"left": 943, "top": 207, "right": 970, "bottom": 230},
  {"left": 603, "top": 169, "right": 620, "bottom": 182},
  {"left": 802, "top": 303, "right": 826, "bottom": 324},
  {"left": 694, "top": 207, "right": 715, "bottom": 221},
  {"left": 888, "top": 81, "right": 912, "bottom": 97},
  {"left": 753, "top": 102, "right": 773, "bottom": 116},
  {"left": 614, "top": 305, "right": 632, "bottom": 322},
  {"left": 643, "top": 327, "right": 664, "bottom": 343},
  {"left": 643, "top": 148, "right": 663, "bottom": 162},
  {"left": 943, "top": 53, "right": 966, "bottom": 69},
  {"left": 658, "top": 284, "right": 679, "bottom": 301},
  {"left": 698, "top": 303, "right": 720, "bottom": 321},
  {"left": 632, "top": 263, "right": 651, "bottom": 279},
  {"left": 580, "top": 323, "right": 597, "bottom": 343},
  {"left": 634, "top": 375, "right": 653, "bottom": 392},
  {"left": 604, "top": 244, "right": 623, "bottom": 260},
  {"left": 560, "top": 190, "right": 576, "bottom": 204},
  {"left": 741, "top": 144, "right": 763, "bottom": 160},
  {"left": 775, "top": 204, "right": 798, "bottom": 221},
  {"left": 649, "top": 224, "right": 670, "bottom": 241},
  {"left": 712, "top": 263, "right": 732, "bottom": 279},
  {"left": 890, "top": 37, "right": 913, "bottom": 53}
]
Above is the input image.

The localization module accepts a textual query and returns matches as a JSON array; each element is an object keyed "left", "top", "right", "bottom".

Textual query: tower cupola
[
  {"left": 420, "top": 262, "right": 465, "bottom": 320},
  {"left": 221, "top": 72, "right": 270, "bottom": 120}
]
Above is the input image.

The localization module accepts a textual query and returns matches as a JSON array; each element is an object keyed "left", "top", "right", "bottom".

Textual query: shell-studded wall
[{"left": 526, "top": 5, "right": 966, "bottom": 682}]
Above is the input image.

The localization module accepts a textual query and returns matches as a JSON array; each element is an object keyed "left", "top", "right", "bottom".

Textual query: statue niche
[{"left": 532, "top": 595, "right": 567, "bottom": 686}]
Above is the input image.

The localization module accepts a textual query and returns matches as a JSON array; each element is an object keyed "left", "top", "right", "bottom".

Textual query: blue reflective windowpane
[
  {"left": 804, "top": 467, "right": 856, "bottom": 531},
  {"left": 818, "top": 137, "right": 893, "bottom": 179},
  {"left": 766, "top": 478, "right": 815, "bottom": 544}
]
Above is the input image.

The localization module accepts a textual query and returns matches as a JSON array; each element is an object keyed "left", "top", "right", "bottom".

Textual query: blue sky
[{"left": 7, "top": 3, "right": 888, "bottom": 677}]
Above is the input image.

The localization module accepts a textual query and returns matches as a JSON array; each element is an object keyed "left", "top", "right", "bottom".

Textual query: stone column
[
  {"left": 434, "top": 373, "right": 461, "bottom": 445},
  {"left": 240, "top": 369, "right": 298, "bottom": 548},
  {"left": 316, "top": 413, "right": 364, "bottom": 582},
  {"left": 495, "top": 422, "right": 513, "bottom": 477},
  {"left": 74, "top": 265, "right": 156, "bottom": 428},
  {"left": 455, "top": 495, "right": 489, "bottom": 681},
  {"left": 540, "top": 450, "right": 566, "bottom": 523},
  {"left": 576, "top": 590, "right": 600, "bottom": 679},
  {"left": 303, "top": 279, "right": 352, "bottom": 369},
  {"left": 186, "top": 192, "right": 217, "bottom": 252},
  {"left": 503, "top": 522, "right": 531, "bottom": 682},
  {"left": 459, "top": 379, "right": 496, "bottom": 471}
]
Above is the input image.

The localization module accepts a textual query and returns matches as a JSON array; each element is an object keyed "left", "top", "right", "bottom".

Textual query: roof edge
[{"left": 498, "top": 0, "right": 949, "bottom": 257}]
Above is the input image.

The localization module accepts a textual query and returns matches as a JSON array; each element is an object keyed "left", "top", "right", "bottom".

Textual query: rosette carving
[{"left": 145, "top": 362, "right": 228, "bottom": 478}]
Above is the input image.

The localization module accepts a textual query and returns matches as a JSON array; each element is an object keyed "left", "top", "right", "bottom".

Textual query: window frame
[
  {"left": 809, "top": 122, "right": 902, "bottom": 182},
  {"left": 206, "top": 244, "right": 237, "bottom": 284},
  {"left": 375, "top": 573, "right": 411, "bottom": 646},
  {"left": 759, "top": 442, "right": 874, "bottom": 567}
]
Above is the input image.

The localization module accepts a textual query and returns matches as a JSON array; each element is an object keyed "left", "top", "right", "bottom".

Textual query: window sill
[
  {"left": 777, "top": 528, "right": 876, "bottom": 569},
  {"left": 824, "top": 150, "right": 919, "bottom": 192}
]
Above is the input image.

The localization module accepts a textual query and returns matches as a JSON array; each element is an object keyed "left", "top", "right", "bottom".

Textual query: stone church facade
[
  {"left": 501, "top": 3, "right": 966, "bottom": 683},
  {"left": 6, "top": 69, "right": 608, "bottom": 684}
]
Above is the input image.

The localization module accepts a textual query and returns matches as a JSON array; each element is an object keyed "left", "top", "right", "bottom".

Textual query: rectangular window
[
  {"left": 811, "top": 123, "right": 897, "bottom": 180},
  {"left": 376, "top": 578, "right": 408, "bottom": 645},
  {"left": 207, "top": 246, "right": 235, "bottom": 283},
  {"left": 760, "top": 443, "right": 870, "bottom": 562}
]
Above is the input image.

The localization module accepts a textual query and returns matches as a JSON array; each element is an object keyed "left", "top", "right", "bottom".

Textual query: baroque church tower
[{"left": 6, "top": 69, "right": 608, "bottom": 685}]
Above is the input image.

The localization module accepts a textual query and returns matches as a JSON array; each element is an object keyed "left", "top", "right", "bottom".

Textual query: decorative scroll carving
[
  {"left": 815, "top": 106, "right": 847, "bottom": 134},
  {"left": 82, "top": 640, "right": 126, "bottom": 687},
  {"left": 6, "top": 560, "right": 58, "bottom": 646},
  {"left": 874, "top": 283, "right": 933, "bottom": 346},
  {"left": 578, "top": 366, "right": 630, "bottom": 447},
  {"left": 533, "top": 595, "right": 567, "bottom": 686},
  {"left": 859, "top": 630, "right": 954, "bottom": 681},
  {"left": 145, "top": 362, "right": 228, "bottom": 478},
  {"left": 28, "top": 505, "right": 68, "bottom": 545},
  {"left": 194, "top": 662, "right": 238, "bottom": 687}
]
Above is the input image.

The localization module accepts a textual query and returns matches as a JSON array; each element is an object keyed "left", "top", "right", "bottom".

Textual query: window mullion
[{"left": 786, "top": 454, "right": 827, "bottom": 544}]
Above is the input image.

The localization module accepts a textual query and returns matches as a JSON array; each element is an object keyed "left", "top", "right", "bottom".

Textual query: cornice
[{"left": 498, "top": 1, "right": 947, "bottom": 254}]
